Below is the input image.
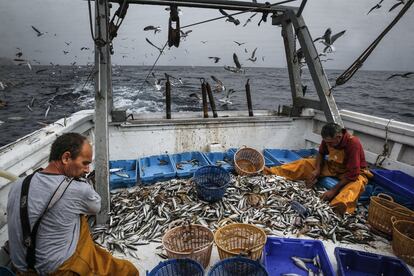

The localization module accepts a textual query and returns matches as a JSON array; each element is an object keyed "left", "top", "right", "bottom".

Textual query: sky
[{"left": 0, "top": 0, "right": 413, "bottom": 71}]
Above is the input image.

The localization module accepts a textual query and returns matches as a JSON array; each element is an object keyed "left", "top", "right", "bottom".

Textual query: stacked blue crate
[
  {"left": 109, "top": 160, "right": 138, "bottom": 190},
  {"left": 170, "top": 151, "right": 209, "bottom": 178},
  {"left": 139, "top": 154, "right": 176, "bottom": 184},
  {"left": 203, "top": 152, "right": 234, "bottom": 172},
  {"left": 371, "top": 169, "right": 414, "bottom": 209}
]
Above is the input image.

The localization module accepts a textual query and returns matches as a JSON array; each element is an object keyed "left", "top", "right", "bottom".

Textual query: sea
[{"left": 0, "top": 65, "right": 413, "bottom": 147}]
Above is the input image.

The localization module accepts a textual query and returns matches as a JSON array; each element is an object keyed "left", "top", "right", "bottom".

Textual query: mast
[{"left": 94, "top": 0, "right": 112, "bottom": 224}]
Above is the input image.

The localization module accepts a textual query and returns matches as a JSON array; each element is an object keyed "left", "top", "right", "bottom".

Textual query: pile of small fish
[
  {"left": 92, "top": 174, "right": 384, "bottom": 256},
  {"left": 285, "top": 255, "right": 323, "bottom": 276}
]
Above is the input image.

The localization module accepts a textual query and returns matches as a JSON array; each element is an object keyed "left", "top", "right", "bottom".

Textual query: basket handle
[
  {"left": 391, "top": 216, "right": 397, "bottom": 225},
  {"left": 393, "top": 207, "right": 414, "bottom": 218},
  {"left": 377, "top": 193, "right": 394, "bottom": 202}
]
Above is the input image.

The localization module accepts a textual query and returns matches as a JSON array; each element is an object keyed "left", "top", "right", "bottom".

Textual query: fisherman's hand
[
  {"left": 305, "top": 169, "right": 320, "bottom": 188},
  {"left": 320, "top": 189, "right": 336, "bottom": 201}
]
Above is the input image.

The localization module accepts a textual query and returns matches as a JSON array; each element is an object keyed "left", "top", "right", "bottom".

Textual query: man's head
[
  {"left": 321, "top": 123, "right": 343, "bottom": 147},
  {"left": 49, "top": 133, "right": 92, "bottom": 178}
]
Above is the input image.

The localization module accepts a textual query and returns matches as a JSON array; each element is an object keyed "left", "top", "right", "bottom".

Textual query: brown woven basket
[
  {"left": 234, "top": 147, "right": 265, "bottom": 176},
  {"left": 367, "top": 193, "right": 414, "bottom": 236},
  {"left": 392, "top": 217, "right": 414, "bottom": 266},
  {"left": 162, "top": 224, "right": 214, "bottom": 268},
  {"left": 214, "top": 223, "right": 267, "bottom": 260}
]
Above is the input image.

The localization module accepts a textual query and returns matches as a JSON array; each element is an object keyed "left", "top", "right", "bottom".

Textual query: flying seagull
[
  {"left": 31, "top": 25, "right": 44, "bottom": 37},
  {"left": 248, "top": 47, "right": 258, "bottom": 62},
  {"left": 314, "top": 28, "right": 346, "bottom": 53},
  {"left": 145, "top": 38, "right": 163, "bottom": 53},
  {"left": 144, "top": 25, "right": 161, "bottom": 34},
  {"left": 219, "top": 9, "right": 240, "bottom": 26},
  {"left": 201, "top": 41, "right": 208, "bottom": 44},
  {"left": 234, "top": 41, "right": 246, "bottom": 46},
  {"left": 389, "top": 0, "right": 405, "bottom": 12},
  {"left": 367, "top": 0, "right": 385, "bottom": 14},
  {"left": 211, "top": 76, "right": 225, "bottom": 92},
  {"left": 208, "top": 57, "right": 221, "bottom": 63},
  {"left": 243, "top": 12, "right": 258, "bottom": 27},
  {"left": 386, "top": 72, "right": 414, "bottom": 80},
  {"left": 64, "top": 41, "right": 72, "bottom": 46},
  {"left": 180, "top": 30, "right": 193, "bottom": 40},
  {"left": 219, "top": 88, "right": 236, "bottom": 106},
  {"left": 224, "top": 53, "right": 244, "bottom": 73}
]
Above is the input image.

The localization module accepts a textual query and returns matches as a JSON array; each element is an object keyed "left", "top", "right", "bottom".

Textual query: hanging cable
[
  {"left": 375, "top": 118, "right": 393, "bottom": 168},
  {"left": 335, "top": 0, "right": 414, "bottom": 87}
]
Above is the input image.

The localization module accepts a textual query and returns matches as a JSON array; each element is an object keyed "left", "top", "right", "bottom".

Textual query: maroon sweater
[{"left": 319, "top": 130, "right": 367, "bottom": 181}]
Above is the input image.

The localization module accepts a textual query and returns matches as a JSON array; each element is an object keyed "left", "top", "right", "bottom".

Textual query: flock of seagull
[{"left": 1, "top": 0, "right": 412, "bottom": 111}]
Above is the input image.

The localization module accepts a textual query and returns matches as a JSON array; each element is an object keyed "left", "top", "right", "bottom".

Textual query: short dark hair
[
  {"left": 49, "top": 133, "right": 88, "bottom": 162},
  {"left": 321, "top": 123, "right": 343, "bottom": 138}
]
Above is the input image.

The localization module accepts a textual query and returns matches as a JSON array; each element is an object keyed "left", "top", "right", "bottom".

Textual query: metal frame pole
[{"left": 94, "top": 0, "right": 112, "bottom": 224}]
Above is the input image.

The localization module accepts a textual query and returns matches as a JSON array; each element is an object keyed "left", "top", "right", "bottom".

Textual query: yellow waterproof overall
[
  {"left": 264, "top": 146, "right": 372, "bottom": 214},
  {"left": 17, "top": 216, "right": 139, "bottom": 276}
]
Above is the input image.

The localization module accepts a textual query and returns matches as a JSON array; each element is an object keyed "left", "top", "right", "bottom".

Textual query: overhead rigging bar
[{"left": 108, "top": 0, "right": 298, "bottom": 12}]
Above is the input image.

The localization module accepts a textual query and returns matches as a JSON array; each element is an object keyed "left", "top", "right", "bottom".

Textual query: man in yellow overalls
[
  {"left": 7, "top": 133, "right": 139, "bottom": 275},
  {"left": 264, "top": 123, "right": 372, "bottom": 214}
]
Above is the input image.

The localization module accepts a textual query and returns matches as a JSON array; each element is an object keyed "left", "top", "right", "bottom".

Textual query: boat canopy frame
[{"left": 93, "top": 0, "right": 343, "bottom": 223}]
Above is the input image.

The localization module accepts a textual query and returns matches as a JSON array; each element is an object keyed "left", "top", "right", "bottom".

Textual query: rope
[
  {"left": 375, "top": 118, "right": 392, "bottom": 167},
  {"left": 335, "top": 0, "right": 414, "bottom": 86}
]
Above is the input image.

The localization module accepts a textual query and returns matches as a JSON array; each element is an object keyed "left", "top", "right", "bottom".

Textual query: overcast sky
[{"left": 0, "top": 0, "right": 413, "bottom": 70}]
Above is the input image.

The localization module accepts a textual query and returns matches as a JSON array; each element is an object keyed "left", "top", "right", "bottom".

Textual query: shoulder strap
[{"left": 19, "top": 171, "right": 74, "bottom": 270}]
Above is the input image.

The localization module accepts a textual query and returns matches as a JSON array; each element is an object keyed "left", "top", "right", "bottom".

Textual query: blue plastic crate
[
  {"left": 139, "top": 154, "right": 176, "bottom": 184},
  {"left": 293, "top": 148, "right": 319, "bottom": 158},
  {"left": 170, "top": 152, "right": 209, "bottom": 178},
  {"left": 147, "top": 258, "right": 204, "bottom": 276},
  {"left": 109, "top": 160, "right": 137, "bottom": 190},
  {"left": 208, "top": 257, "right": 268, "bottom": 276},
  {"left": 335, "top": 247, "right": 412, "bottom": 276},
  {"left": 264, "top": 149, "right": 302, "bottom": 165},
  {"left": 203, "top": 152, "right": 234, "bottom": 172},
  {"left": 372, "top": 169, "right": 414, "bottom": 199},
  {"left": 263, "top": 237, "right": 335, "bottom": 276},
  {"left": 372, "top": 185, "right": 414, "bottom": 210}
]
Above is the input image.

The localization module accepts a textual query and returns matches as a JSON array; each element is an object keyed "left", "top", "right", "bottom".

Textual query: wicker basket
[
  {"left": 392, "top": 217, "right": 414, "bottom": 266},
  {"left": 367, "top": 193, "right": 414, "bottom": 236},
  {"left": 162, "top": 224, "right": 214, "bottom": 268},
  {"left": 234, "top": 147, "right": 265, "bottom": 176},
  {"left": 214, "top": 223, "right": 267, "bottom": 261}
]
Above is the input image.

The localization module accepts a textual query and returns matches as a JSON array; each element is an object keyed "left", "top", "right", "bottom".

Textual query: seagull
[
  {"left": 367, "top": 0, "right": 384, "bottom": 14},
  {"left": 208, "top": 57, "right": 221, "bottom": 63},
  {"left": 80, "top": 47, "right": 90, "bottom": 51},
  {"left": 64, "top": 41, "right": 72, "bottom": 46},
  {"left": 211, "top": 76, "right": 225, "bottom": 92},
  {"left": 314, "top": 28, "right": 346, "bottom": 53},
  {"left": 219, "top": 88, "right": 236, "bottom": 106},
  {"left": 200, "top": 41, "right": 208, "bottom": 44},
  {"left": 189, "top": 93, "right": 201, "bottom": 101},
  {"left": 386, "top": 72, "right": 414, "bottom": 80},
  {"left": 31, "top": 25, "right": 44, "bottom": 37},
  {"left": 389, "top": 0, "right": 405, "bottom": 11},
  {"left": 16, "top": 52, "right": 23, "bottom": 58},
  {"left": 164, "top": 73, "right": 183, "bottom": 86},
  {"left": 63, "top": 50, "right": 69, "bottom": 55},
  {"left": 145, "top": 38, "right": 163, "bottom": 53},
  {"left": 144, "top": 25, "right": 161, "bottom": 34},
  {"left": 180, "top": 30, "right": 192, "bottom": 40},
  {"left": 219, "top": 9, "right": 240, "bottom": 26},
  {"left": 224, "top": 53, "right": 244, "bottom": 73},
  {"left": 262, "top": 56, "right": 265, "bottom": 62},
  {"left": 248, "top": 47, "right": 258, "bottom": 62},
  {"left": 234, "top": 41, "right": 246, "bottom": 46},
  {"left": 243, "top": 12, "right": 258, "bottom": 27}
]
